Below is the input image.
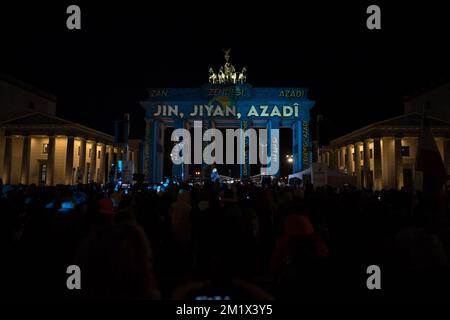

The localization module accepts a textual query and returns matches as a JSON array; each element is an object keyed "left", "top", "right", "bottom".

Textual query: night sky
[{"left": 1, "top": 1, "right": 449, "bottom": 145}]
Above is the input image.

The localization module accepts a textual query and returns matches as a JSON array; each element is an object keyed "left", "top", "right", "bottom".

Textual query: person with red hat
[{"left": 270, "top": 214, "right": 329, "bottom": 274}]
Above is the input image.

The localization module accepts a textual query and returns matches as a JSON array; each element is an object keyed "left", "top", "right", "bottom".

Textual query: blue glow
[
  {"left": 45, "top": 202, "right": 54, "bottom": 209},
  {"left": 61, "top": 201, "right": 75, "bottom": 210}
]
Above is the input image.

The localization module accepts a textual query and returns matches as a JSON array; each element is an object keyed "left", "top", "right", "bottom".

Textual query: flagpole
[{"left": 415, "top": 101, "right": 447, "bottom": 224}]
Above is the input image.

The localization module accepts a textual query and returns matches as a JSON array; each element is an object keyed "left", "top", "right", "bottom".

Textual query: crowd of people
[{"left": 1, "top": 177, "right": 450, "bottom": 299}]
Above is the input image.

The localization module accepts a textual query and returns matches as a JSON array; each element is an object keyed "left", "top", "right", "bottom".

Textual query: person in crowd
[
  {"left": 76, "top": 220, "right": 160, "bottom": 299},
  {"left": 2, "top": 178, "right": 450, "bottom": 299}
]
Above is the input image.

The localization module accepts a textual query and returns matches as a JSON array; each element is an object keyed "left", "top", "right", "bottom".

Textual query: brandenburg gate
[{"left": 141, "top": 51, "right": 315, "bottom": 182}]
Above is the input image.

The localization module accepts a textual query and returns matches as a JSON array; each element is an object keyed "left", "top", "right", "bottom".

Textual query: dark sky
[{"left": 1, "top": 1, "right": 449, "bottom": 144}]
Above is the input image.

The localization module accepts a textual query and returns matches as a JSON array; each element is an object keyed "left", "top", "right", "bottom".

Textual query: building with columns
[
  {"left": 321, "top": 113, "right": 450, "bottom": 190},
  {"left": 319, "top": 83, "right": 450, "bottom": 190},
  {"left": 318, "top": 84, "right": 450, "bottom": 190},
  {"left": 0, "top": 76, "right": 141, "bottom": 186},
  {"left": 0, "top": 112, "right": 140, "bottom": 186}
]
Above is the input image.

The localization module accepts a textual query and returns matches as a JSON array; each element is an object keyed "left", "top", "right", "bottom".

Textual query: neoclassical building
[
  {"left": 320, "top": 83, "right": 450, "bottom": 190},
  {"left": 322, "top": 113, "right": 450, "bottom": 190},
  {"left": 0, "top": 75, "right": 140, "bottom": 186}
]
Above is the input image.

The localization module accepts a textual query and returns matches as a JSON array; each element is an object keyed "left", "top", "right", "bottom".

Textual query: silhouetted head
[{"left": 78, "top": 222, "right": 159, "bottom": 299}]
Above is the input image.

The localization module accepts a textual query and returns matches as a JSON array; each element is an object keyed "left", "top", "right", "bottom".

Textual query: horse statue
[
  {"left": 224, "top": 62, "right": 235, "bottom": 82},
  {"left": 208, "top": 67, "right": 218, "bottom": 84},
  {"left": 218, "top": 66, "right": 226, "bottom": 84},
  {"left": 230, "top": 72, "right": 237, "bottom": 84},
  {"left": 238, "top": 67, "right": 247, "bottom": 83}
]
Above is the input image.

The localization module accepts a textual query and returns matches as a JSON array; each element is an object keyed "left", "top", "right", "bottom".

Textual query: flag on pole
[{"left": 415, "top": 114, "right": 447, "bottom": 191}]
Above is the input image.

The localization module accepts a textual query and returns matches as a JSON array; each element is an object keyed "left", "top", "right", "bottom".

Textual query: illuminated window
[{"left": 42, "top": 143, "right": 48, "bottom": 154}]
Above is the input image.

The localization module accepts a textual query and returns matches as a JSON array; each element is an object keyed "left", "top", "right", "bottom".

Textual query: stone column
[
  {"left": 346, "top": 144, "right": 353, "bottom": 175},
  {"left": 200, "top": 119, "right": 211, "bottom": 178},
  {"left": 20, "top": 136, "right": 31, "bottom": 184},
  {"left": 292, "top": 120, "right": 303, "bottom": 173},
  {"left": 337, "top": 149, "right": 341, "bottom": 169},
  {"left": 341, "top": 146, "right": 346, "bottom": 171},
  {"left": 65, "top": 136, "right": 75, "bottom": 185},
  {"left": 89, "top": 141, "right": 97, "bottom": 183},
  {"left": 183, "top": 121, "right": 190, "bottom": 181},
  {"left": 46, "top": 136, "right": 56, "bottom": 186},
  {"left": 170, "top": 119, "right": 191, "bottom": 181},
  {"left": 373, "top": 138, "right": 382, "bottom": 190},
  {"left": 240, "top": 119, "right": 251, "bottom": 180},
  {"left": 98, "top": 143, "right": 106, "bottom": 184},
  {"left": 395, "top": 138, "right": 403, "bottom": 189},
  {"left": 156, "top": 121, "right": 164, "bottom": 183},
  {"left": 107, "top": 145, "right": 113, "bottom": 183},
  {"left": 172, "top": 119, "right": 185, "bottom": 181},
  {"left": 144, "top": 119, "right": 160, "bottom": 183},
  {"left": 265, "top": 119, "right": 279, "bottom": 177},
  {"left": 2, "top": 136, "right": 12, "bottom": 184},
  {"left": 79, "top": 138, "right": 86, "bottom": 184},
  {"left": 363, "top": 140, "right": 371, "bottom": 189},
  {"left": 302, "top": 120, "right": 311, "bottom": 170},
  {"left": 354, "top": 142, "right": 362, "bottom": 188},
  {"left": 381, "top": 137, "right": 396, "bottom": 189}
]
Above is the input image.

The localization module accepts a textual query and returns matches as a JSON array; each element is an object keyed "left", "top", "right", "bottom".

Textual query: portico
[
  {"left": 0, "top": 112, "right": 139, "bottom": 185},
  {"left": 323, "top": 113, "right": 450, "bottom": 190}
]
